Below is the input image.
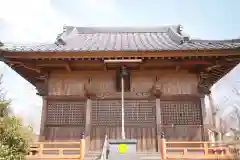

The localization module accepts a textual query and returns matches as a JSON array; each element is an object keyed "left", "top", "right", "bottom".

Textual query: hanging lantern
[{"left": 120, "top": 65, "right": 128, "bottom": 77}]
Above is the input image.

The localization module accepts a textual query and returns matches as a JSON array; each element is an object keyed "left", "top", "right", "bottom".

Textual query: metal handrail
[{"left": 99, "top": 134, "right": 108, "bottom": 160}]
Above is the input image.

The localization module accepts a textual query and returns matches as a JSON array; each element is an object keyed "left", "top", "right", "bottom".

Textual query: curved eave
[
  {"left": 198, "top": 57, "right": 240, "bottom": 87},
  {"left": 1, "top": 47, "right": 240, "bottom": 61},
  {"left": 191, "top": 38, "right": 240, "bottom": 43},
  {"left": 2, "top": 51, "right": 240, "bottom": 90},
  {"left": 1, "top": 42, "right": 240, "bottom": 53},
  {"left": 7, "top": 64, "right": 41, "bottom": 86}
]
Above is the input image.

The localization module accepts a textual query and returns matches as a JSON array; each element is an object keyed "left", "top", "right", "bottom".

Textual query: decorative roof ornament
[
  {"left": 63, "top": 24, "right": 67, "bottom": 32},
  {"left": 55, "top": 26, "right": 67, "bottom": 46},
  {"left": 55, "top": 38, "right": 66, "bottom": 46},
  {"left": 148, "top": 77, "right": 163, "bottom": 98},
  {"left": 177, "top": 25, "right": 183, "bottom": 35},
  {"left": 176, "top": 25, "right": 190, "bottom": 43},
  {"left": 83, "top": 82, "right": 97, "bottom": 99},
  {"left": 55, "top": 32, "right": 66, "bottom": 46}
]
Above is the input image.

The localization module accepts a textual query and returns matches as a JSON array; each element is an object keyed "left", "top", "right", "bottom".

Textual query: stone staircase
[
  {"left": 85, "top": 151, "right": 161, "bottom": 160},
  {"left": 84, "top": 151, "right": 101, "bottom": 160},
  {"left": 137, "top": 152, "right": 161, "bottom": 160}
]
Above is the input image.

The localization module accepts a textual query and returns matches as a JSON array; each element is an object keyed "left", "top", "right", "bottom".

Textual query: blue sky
[{"left": 0, "top": 0, "right": 240, "bottom": 133}]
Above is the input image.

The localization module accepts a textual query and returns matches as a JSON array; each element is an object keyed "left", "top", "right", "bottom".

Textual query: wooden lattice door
[
  {"left": 45, "top": 101, "right": 86, "bottom": 140},
  {"left": 90, "top": 99, "right": 156, "bottom": 152},
  {"left": 161, "top": 100, "right": 202, "bottom": 140},
  {"left": 124, "top": 100, "right": 156, "bottom": 152},
  {"left": 90, "top": 100, "right": 121, "bottom": 150}
]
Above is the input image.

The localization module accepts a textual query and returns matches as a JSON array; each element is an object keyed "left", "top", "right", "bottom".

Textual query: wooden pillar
[
  {"left": 207, "top": 93, "right": 223, "bottom": 142},
  {"left": 85, "top": 98, "right": 92, "bottom": 151},
  {"left": 200, "top": 96, "right": 208, "bottom": 140},
  {"left": 160, "top": 132, "right": 167, "bottom": 160},
  {"left": 80, "top": 133, "right": 86, "bottom": 160},
  {"left": 39, "top": 98, "right": 47, "bottom": 141},
  {"left": 198, "top": 83, "right": 212, "bottom": 141},
  {"left": 208, "top": 94, "right": 216, "bottom": 128},
  {"left": 156, "top": 97, "right": 161, "bottom": 152},
  {"left": 36, "top": 74, "right": 49, "bottom": 141}
]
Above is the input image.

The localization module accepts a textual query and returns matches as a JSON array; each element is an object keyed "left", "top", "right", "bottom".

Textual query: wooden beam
[
  {"left": 205, "top": 65, "right": 221, "bottom": 72},
  {"left": 39, "top": 98, "right": 47, "bottom": 141},
  {"left": 34, "top": 60, "right": 103, "bottom": 67},
  {"left": 10, "top": 64, "right": 49, "bottom": 87},
  {"left": 156, "top": 98, "right": 161, "bottom": 152},
  {"left": 181, "top": 60, "right": 213, "bottom": 65},
  {"left": 7, "top": 60, "right": 41, "bottom": 73},
  {"left": 64, "top": 63, "right": 72, "bottom": 72},
  {"left": 44, "top": 94, "right": 201, "bottom": 101}
]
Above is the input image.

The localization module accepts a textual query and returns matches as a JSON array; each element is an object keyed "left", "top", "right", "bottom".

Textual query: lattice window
[
  {"left": 91, "top": 100, "right": 155, "bottom": 126},
  {"left": 161, "top": 101, "right": 201, "bottom": 125},
  {"left": 124, "top": 100, "right": 155, "bottom": 126},
  {"left": 92, "top": 100, "right": 122, "bottom": 126},
  {"left": 47, "top": 101, "right": 86, "bottom": 125}
]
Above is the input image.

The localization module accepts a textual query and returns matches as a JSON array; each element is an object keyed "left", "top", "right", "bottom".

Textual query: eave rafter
[
  {"left": 197, "top": 57, "right": 240, "bottom": 93},
  {"left": 10, "top": 64, "right": 47, "bottom": 82},
  {"left": 5, "top": 59, "right": 49, "bottom": 96},
  {"left": 6, "top": 59, "right": 41, "bottom": 73}
]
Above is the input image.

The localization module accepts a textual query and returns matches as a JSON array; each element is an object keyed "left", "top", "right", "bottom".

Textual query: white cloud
[
  {"left": 0, "top": 0, "right": 120, "bottom": 134},
  {"left": 0, "top": 0, "right": 69, "bottom": 133},
  {"left": 0, "top": 0, "right": 71, "bottom": 42},
  {"left": 0, "top": 0, "right": 123, "bottom": 42},
  {"left": 50, "top": 0, "right": 125, "bottom": 26}
]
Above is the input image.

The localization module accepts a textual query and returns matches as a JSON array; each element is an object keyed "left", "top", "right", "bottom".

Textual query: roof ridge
[
  {"left": 57, "top": 25, "right": 186, "bottom": 46},
  {"left": 62, "top": 25, "right": 181, "bottom": 33}
]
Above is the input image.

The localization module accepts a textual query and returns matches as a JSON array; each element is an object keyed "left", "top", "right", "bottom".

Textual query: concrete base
[{"left": 108, "top": 139, "right": 139, "bottom": 160}]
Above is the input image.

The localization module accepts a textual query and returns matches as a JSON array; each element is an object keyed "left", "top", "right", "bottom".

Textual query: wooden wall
[
  {"left": 48, "top": 69, "right": 199, "bottom": 97},
  {"left": 44, "top": 69, "right": 202, "bottom": 151}
]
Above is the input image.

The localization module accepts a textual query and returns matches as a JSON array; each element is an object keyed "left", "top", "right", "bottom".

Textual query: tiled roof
[{"left": 1, "top": 25, "right": 240, "bottom": 52}]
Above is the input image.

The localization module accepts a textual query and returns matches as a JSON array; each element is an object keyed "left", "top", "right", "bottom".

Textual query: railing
[
  {"left": 99, "top": 134, "right": 108, "bottom": 160},
  {"left": 26, "top": 133, "right": 85, "bottom": 159},
  {"left": 224, "top": 140, "right": 240, "bottom": 159},
  {"left": 160, "top": 133, "right": 234, "bottom": 159}
]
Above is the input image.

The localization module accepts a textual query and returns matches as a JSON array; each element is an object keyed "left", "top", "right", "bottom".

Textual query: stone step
[
  {"left": 26, "top": 151, "right": 161, "bottom": 160},
  {"left": 85, "top": 152, "right": 161, "bottom": 160}
]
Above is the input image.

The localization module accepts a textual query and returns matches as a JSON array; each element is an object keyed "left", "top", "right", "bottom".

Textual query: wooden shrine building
[{"left": 1, "top": 25, "right": 240, "bottom": 152}]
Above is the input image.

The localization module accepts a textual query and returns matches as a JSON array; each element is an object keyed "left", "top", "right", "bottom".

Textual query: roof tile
[{"left": 1, "top": 25, "right": 240, "bottom": 52}]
